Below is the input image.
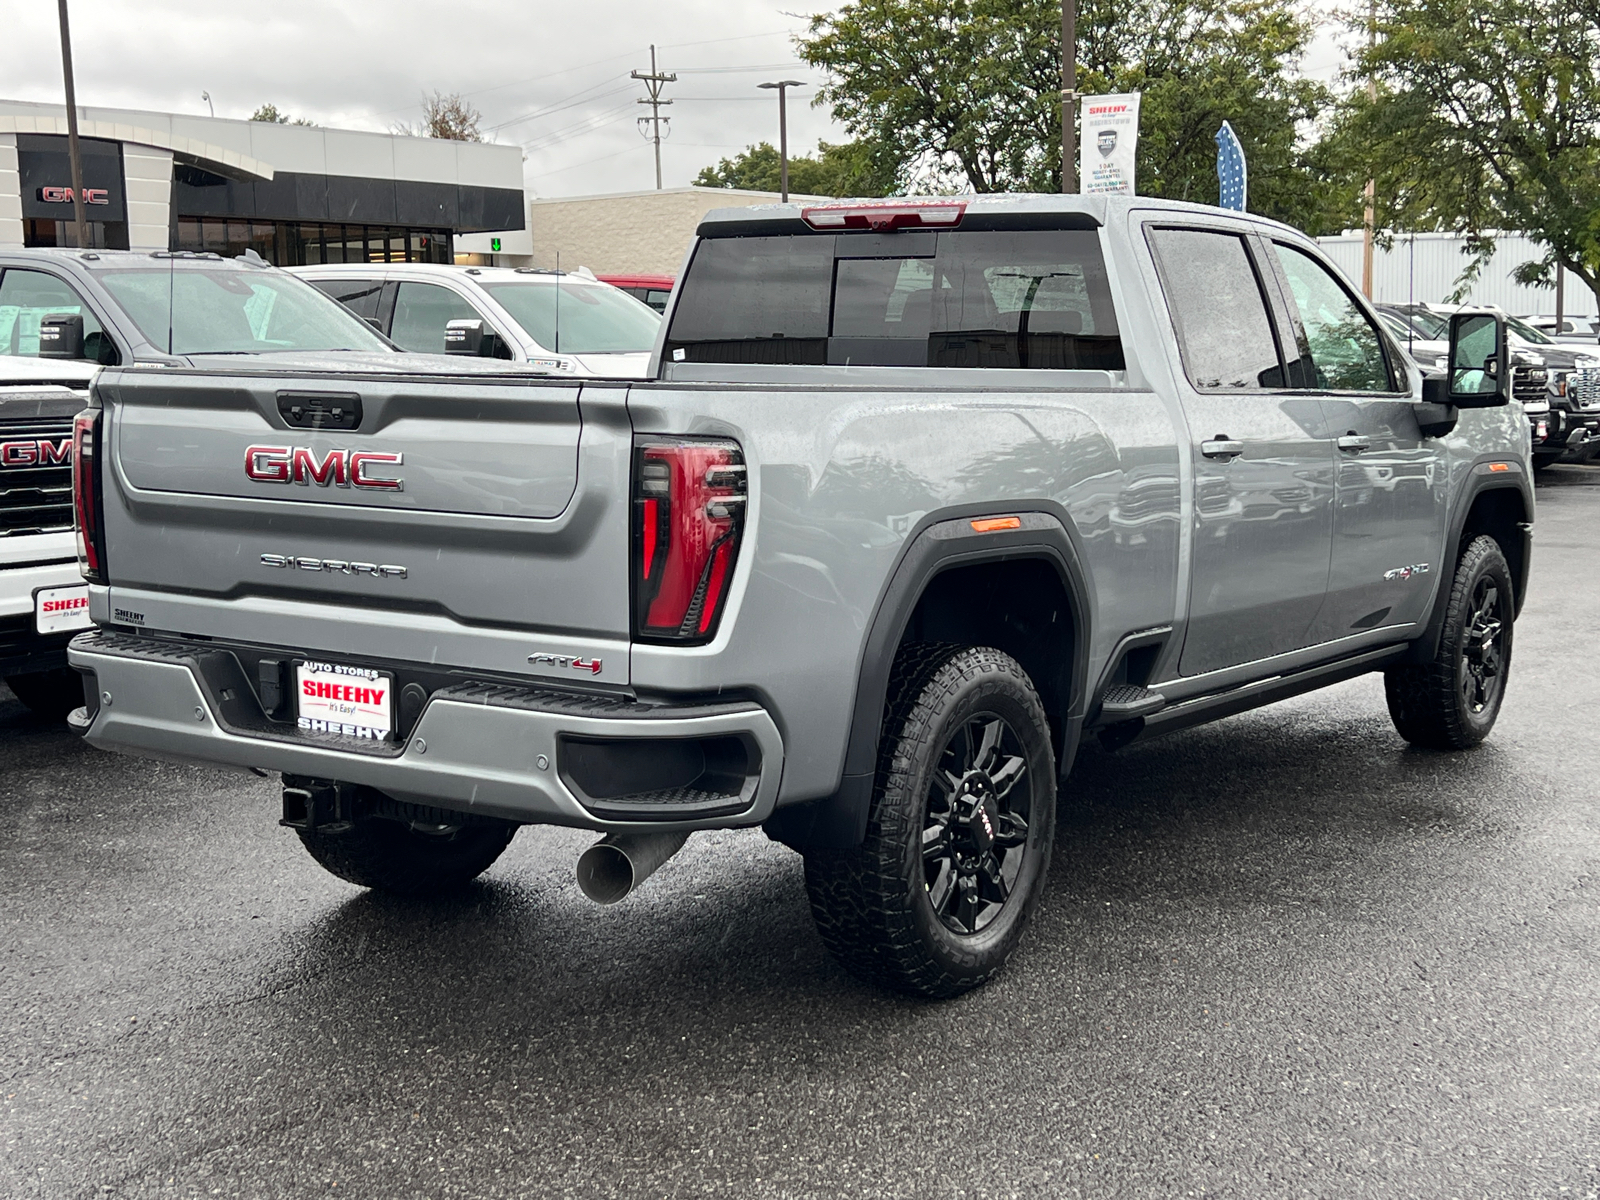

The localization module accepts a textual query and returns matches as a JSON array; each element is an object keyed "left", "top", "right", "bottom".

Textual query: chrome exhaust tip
[{"left": 575, "top": 831, "right": 690, "bottom": 904}]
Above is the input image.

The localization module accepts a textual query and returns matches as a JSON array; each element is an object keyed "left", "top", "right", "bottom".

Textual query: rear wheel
[
  {"left": 1384, "top": 534, "right": 1514, "bottom": 750},
  {"left": 3, "top": 668, "right": 85, "bottom": 722},
  {"left": 804, "top": 644, "right": 1056, "bottom": 999},
  {"left": 296, "top": 807, "right": 518, "bottom": 896}
]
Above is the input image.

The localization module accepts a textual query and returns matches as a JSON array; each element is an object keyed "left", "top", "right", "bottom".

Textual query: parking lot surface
[{"left": 4, "top": 469, "right": 1599, "bottom": 1200}]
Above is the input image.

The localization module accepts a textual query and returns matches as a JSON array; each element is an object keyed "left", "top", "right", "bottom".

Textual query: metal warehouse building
[
  {"left": 0, "top": 99, "right": 530, "bottom": 265},
  {"left": 1318, "top": 230, "right": 1597, "bottom": 319}
]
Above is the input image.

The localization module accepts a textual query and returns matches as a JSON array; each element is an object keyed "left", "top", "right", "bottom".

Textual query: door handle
[
  {"left": 1200, "top": 437, "right": 1244, "bottom": 460},
  {"left": 1337, "top": 433, "right": 1372, "bottom": 453}
]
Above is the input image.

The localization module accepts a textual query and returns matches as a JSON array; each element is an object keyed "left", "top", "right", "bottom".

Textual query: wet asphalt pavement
[{"left": 4, "top": 470, "right": 1600, "bottom": 1200}]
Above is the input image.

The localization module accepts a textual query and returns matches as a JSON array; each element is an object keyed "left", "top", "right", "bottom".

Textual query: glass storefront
[{"left": 174, "top": 217, "right": 452, "bottom": 267}]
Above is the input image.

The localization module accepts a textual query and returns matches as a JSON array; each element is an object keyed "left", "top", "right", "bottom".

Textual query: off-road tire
[
  {"left": 1531, "top": 453, "right": 1560, "bottom": 471},
  {"left": 1384, "top": 534, "right": 1514, "bottom": 750},
  {"left": 804, "top": 644, "right": 1056, "bottom": 999},
  {"left": 297, "top": 815, "right": 517, "bottom": 896},
  {"left": 4, "top": 668, "right": 85, "bottom": 722}
]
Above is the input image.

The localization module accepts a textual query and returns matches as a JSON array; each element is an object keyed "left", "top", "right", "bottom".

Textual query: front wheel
[
  {"left": 804, "top": 644, "right": 1057, "bottom": 999},
  {"left": 1384, "top": 534, "right": 1514, "bottom": 750}
]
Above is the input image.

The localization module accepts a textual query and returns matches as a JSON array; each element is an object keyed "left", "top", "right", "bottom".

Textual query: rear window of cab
[{"left": 665, "top": 229, "right": 1124, "bottom": 371}]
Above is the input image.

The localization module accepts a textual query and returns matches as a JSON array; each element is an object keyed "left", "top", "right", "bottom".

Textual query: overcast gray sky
[{"left": 1, "top": 0, "right": 1353, "bottom": 199}]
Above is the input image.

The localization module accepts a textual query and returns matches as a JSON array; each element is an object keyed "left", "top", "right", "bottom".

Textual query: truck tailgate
[{"left": 95, "top": 368, "right": 633, "bottom": 686}]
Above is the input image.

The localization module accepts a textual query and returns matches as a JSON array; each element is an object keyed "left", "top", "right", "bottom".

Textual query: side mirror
[
  {"left": 38, "top": 312, "right": 85, "bottom": 359},
  {"left": 1446, "top": 310, "right": 1511, "bottom": 407},
  {"left": 445, "top": 318, "right": 484, "bottom": 356}
]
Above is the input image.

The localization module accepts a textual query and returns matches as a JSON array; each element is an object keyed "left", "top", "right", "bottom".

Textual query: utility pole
[
  {"left": 1556, "top": 260, "right": 1565, "bottom": 334},
  {"left": 757, "top": 81, "right": 806, "bottom": 202},
  {"left": 1361, "top": 0, "right": 1377, "bottom": 299},
  {"left": 1061, "top": 0, "right": 1077, "bottom": 193},
  {"left": 56, "top": 0, "right": 89, "bottom": 250},
  {"left": 632, "top": 46, "right": 676, "bottom": 191}
]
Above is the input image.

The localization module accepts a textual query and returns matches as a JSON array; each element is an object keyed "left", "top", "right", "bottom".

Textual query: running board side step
[
  {"left": 1134, "top": 644, "right": 1409, "bottom": 743},
  {"left": 1096, "top": 684, "right": 1167, "bottom": 722}
]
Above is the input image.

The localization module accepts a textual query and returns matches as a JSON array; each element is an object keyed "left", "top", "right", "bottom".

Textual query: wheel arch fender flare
[
  {"left": 1407, "top": 467, "right": 1532, "bottom": 664},
  {"left": 765, "top": 505, "right": 1094, "bottom": 854}
]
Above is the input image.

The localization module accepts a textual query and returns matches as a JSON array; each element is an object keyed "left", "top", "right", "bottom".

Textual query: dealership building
[{"left": 0, "top": 99, "right": 530, "bottom": 265}]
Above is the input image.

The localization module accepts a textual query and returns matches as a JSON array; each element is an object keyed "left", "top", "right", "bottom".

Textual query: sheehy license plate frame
[{"left": 294, "top": 659, "right": 395, "bottom": 742}]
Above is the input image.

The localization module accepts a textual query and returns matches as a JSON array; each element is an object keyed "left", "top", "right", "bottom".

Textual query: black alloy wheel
[
  {"left": 1459, "top": 575, "right": 1506, "bottom": 718},
  {"left": 1384, "top": 534, "right": 1515, "bottom": 750},
  {"left": 804, "top": 644, "right": 1056, "bottom": 999},
  {"left": 922, "top": 714, "right": 1033, "bottom": 935}
]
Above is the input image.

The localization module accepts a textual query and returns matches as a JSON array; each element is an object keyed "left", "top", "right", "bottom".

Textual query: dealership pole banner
[{"left": 1079, "top": 93, "right": 1141, "bottom": 195}]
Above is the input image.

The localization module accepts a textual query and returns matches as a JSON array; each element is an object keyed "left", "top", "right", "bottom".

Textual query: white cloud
[{"left": 1, "top": 0, "right": 850, "bottom": 197}]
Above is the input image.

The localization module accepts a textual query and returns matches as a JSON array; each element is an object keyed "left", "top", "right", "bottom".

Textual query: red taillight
[
  {"left": 632, "top": 437, "right": 745, "bottom": 643},
  {"left": 72, "top": 409, "right": 106, "bottom": 583},
  {"left": 801, "top": 201, "right": 966, "bottom": 231}
]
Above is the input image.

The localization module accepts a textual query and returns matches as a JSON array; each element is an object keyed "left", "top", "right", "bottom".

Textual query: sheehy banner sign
[{"left": 1079, "top": 94, "right": 1141, "bottom": 195}]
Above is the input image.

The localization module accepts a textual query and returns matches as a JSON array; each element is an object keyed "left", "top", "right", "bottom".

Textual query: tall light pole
[
  {"left": 632, "top": 46, "right": 676, "bottom": 190},
  {"left": 55, "top": 0, "right": 89, "bottom": 250},
  {"left": 1061, "top": 0, "right": 1077, "bottom": 193},
  {"left": 1361, "top": 0, "right": 1377, "bottom": 298},
  {"left": 758, "top": 80, "right": 806, "bottom": 202}
]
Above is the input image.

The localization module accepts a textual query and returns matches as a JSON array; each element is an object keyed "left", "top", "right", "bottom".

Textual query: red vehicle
[{"left": 596, "top": 273, "right": 674, "bottom": 314}]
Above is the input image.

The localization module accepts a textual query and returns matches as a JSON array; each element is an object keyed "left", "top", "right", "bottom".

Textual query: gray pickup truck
[{"left": 68, "top": 196, "right": 1532, "bottom": 998}]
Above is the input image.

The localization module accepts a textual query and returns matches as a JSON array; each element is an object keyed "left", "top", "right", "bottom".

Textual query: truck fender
[
  {"left": 1405, "top": 463, "right": 1533, "bottom": 665},
  {"left": 765, "top": 506, "right": 1093, "bottom": 855}
]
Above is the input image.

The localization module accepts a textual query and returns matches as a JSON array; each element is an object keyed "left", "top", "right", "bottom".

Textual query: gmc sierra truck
[
  {"left": 1, "top": 357, "right": 97, "bottom": 718},
  {"left": 67, "top": 196, "right": 1533, "bottom": 999}
]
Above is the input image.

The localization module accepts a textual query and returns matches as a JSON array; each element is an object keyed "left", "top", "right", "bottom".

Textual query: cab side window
[
  {"left": 389, "top": 282, "right": 488, "bottom": 354},
  {"left": 307, "top": 278, "right": 385, "bottom": 323},
  {"left": 1272, "top": 244, "right": 1399, "bottom": 392},
  {"left": 1147, "top": 227, "right": 1284, "bottom": 390},
  {"left": 0, "top": 268, "right": 118, "bottom": 363}
]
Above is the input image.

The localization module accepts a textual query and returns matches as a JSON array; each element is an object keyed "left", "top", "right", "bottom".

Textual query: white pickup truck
[{"left": 1, "top": 356, "right": 95, "bottom": 718}]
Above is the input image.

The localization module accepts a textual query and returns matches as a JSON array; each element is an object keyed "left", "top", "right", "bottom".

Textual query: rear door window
[
  {"left": 389, "top": 281, "right": 486, "bottom": 353},
  {"left": 665, "top": 228, "right": 1123, "bottom": 370},
  {"left": 0, "top": 268, "right": 116, "bottom": 363},
  {"left": 1146, "top": 227, "right": 1285, "bottom": 390}
]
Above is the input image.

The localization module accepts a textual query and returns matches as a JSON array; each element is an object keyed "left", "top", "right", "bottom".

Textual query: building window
[
  {"left": 24, "top": 218, "right": 129, "bottom": 250},
  {"left": 173, "top": 217, "right": 451, "bottom": 267}
]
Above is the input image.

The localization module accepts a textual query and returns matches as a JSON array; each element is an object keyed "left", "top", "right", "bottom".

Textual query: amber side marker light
[
  {"left": 970, "top": 516, "right": 1022, "bottom": 533},
  {"left": 1489, "top": 462, "right": 1511, "bottom": 472}
]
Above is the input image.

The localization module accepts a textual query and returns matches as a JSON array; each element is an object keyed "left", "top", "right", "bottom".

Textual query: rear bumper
[{"left": 68, "top": 630, "right": 784, "bottom": 832}]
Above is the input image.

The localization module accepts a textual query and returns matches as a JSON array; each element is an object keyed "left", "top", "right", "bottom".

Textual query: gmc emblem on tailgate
[
  {"left": 245, "top": 445, "right": 403, "bottom": 491},
  {"left": 1, "top": 438, "right": 71, "bottom": 467}
]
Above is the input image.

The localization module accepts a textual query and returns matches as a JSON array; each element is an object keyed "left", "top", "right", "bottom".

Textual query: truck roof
[{"left": 695, "top": 193, "right": 1306, "bottom": 240}]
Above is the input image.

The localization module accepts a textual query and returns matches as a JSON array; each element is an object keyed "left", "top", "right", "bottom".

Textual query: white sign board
[{"left": 1079, "top": 93, "right": 1142, "bottom": 196}]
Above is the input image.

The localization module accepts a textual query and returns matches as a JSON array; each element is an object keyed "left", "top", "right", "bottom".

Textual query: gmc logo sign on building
[
  {"left": 1, "top": 438, "right": 72, "bottom": 468},
  {"left": 245, "top": 446, "right": 403, "bottom": 491}
]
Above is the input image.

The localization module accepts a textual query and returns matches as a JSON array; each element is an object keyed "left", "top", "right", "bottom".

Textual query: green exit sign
[{"left": 491, "top": 237, "right": 502, "bottom": 252}]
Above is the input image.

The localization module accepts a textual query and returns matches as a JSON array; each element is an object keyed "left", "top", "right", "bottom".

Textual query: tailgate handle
[{"left": 277, "top": 391, "right": 363, "bottom": 431}]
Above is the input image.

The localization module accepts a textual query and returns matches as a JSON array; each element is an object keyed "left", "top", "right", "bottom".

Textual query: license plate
[
  {"left": 294, "top": 660, "right": 394, "bottom": 742},
  {"left": 35, "top": 584, "right": 91, "bottom": 635}
]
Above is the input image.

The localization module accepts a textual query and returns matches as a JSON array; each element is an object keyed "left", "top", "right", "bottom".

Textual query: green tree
[
  {"left": 693, "top": 139, "right": 897, "bottom": 196},
  {"left": 1339, "top": 0, "right": 1600, "bottom": 308},
  {"left": 797, "top": 0, "right": 1341, "bottom": 231},
  {"left": 249, "top": 103, "right": 313, "bottom": 126}
]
